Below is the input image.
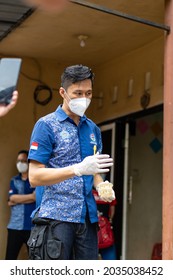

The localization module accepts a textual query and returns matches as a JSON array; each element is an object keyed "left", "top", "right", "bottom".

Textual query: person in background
[
  {"left": 28, "top": 64, "right": 115, "bottom": 260},
  {"left": 0, "top": 91, "right": 18, "bottom": 117},
  {"left": 5, "top": 150, "right": 36, "bottom": 260},
  {"left": 93, "top": 188, "right": 117, "bottom": 260}
]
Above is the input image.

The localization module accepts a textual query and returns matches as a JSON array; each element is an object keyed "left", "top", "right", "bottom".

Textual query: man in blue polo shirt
[
  {"left": 5, "top": 150, "right": 36, "bottom": 260},
  {"left": 28, "top": 65, "right": 115, "bottom": 260}
]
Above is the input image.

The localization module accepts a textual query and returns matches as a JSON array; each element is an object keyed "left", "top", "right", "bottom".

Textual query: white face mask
[
  {"left": 64, "top": 91, "right": 91, "bottom": 117},
  {"left": 16, "top": 162, "right": 28, "bottom": 173}
]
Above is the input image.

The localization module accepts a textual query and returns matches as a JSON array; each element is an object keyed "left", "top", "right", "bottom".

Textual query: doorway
[
  {"left": 125, "top": 110, "right": 163, "bottom": 259},
  {"left": 99, "top": 105, "right": 163, "bottom": 260}
]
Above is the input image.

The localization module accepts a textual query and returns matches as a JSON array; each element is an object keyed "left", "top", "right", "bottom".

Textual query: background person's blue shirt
[
  {"left": 28, "top": 105, "right": 102, "bottom": 223},
  {"left": 30, "top": 186, "right": 45, "bottom": 218},
  {"left": 7, "top": 174, "right": 36, "bottom": 230},
  {"left": 35, "top": 186, "right": 45, "bottom": 208}
]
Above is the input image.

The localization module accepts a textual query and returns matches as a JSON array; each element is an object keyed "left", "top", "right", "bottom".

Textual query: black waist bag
[{"left": 27, "top": 215, "right": 63, "bottom": 260}]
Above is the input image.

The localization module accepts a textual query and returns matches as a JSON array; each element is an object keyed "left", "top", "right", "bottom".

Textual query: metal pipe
[
  {"left": 0, "top": 20, "right": 16, "bottom": 24},
  {"left": 71, "top": 0, "right": 170, "bottom": 33},
  {"left": 162, "top": 0, "right": 173, "bottom": 260},
  {"left": 121, "top": 122, "right": 129, "bottom": 260}
]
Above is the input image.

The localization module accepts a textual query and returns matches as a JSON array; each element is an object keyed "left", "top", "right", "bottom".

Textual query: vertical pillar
[{"left": 163, "top": 0, "right": 173, "bottom": 260}]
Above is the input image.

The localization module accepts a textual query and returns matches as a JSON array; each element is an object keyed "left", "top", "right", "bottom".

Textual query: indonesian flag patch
[{"left": 31, "top": 142, "right": 39, "bottom": 150}]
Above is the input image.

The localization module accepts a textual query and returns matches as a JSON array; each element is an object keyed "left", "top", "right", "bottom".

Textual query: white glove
[
  {"left": 96, "top": 180, "right": 115, "bottom": 202},
  {"left": 73, "top": 154, "right": 113, "bottom": 176}
]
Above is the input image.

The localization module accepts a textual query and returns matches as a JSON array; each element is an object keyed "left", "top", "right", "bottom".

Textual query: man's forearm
[
  {"left": 109, "top": 205, "right": 115, "bottom": 221},
  {"left": 8, "top": 201, "right": 16, "bottom": 206},
  {"left": 93, "top": 174, "right": 103, "bottom": 188},
  {"left": 9, "top": 193, "right": 35, "bottom": 204},
  {"left": 29, "top": 164, "right": 76, "bottom": 187}
]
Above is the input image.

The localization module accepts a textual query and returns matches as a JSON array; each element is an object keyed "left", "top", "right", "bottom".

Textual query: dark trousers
[
  {"left": 52, "top": 218, "right": 98, "bottom": 260},
  {"left": 5, "top": 229, "right": 31, "bottom": 260}
]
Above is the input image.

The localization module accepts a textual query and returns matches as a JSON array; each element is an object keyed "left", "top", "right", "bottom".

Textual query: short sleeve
[
  {"left": 8, "top": 179, "right": 18, "bottom": 197},
  {"left": 28, "top": 120, "right": 55, "bottom": 165}
]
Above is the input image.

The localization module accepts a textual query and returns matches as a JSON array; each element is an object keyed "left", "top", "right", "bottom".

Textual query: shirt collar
[{"left": 55, "top": 105, "right": 87, "bottom": 123}]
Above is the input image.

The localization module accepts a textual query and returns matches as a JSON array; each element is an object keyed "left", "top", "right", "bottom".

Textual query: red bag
[
  {"left": 98, "top": 216, "right": 114, "bottom": 249},
  {"left": 151, "top": 243, "right": 162, "bottom": 260}
]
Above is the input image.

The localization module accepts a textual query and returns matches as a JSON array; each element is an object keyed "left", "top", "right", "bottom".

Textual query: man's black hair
[
  {"left": 18, "top": 150, "right": 29, "bottom": 157},
  {"left": 61, "top": 64, "right": 95, "bottom": 90}
]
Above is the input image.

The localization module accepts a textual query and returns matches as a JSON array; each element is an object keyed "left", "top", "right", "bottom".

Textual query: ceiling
[{"left": 0, "top": 0, "right": 165, "bottom": 66}]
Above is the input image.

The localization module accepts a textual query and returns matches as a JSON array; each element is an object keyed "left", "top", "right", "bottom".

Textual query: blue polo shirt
[
  {"left": 28, "top": 105, "right": 102, "bottom": 223},
  {"left": 7, "top": 174, "right": 36, "bottom": 230}
]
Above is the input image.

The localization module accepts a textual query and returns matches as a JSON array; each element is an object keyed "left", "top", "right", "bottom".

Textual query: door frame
[{"left": 99, "top": 122, "right": 116, "bottom": 183}]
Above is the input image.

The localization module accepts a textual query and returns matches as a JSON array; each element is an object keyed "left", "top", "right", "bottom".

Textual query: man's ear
[{"left": 59, "top": 87, "right": 65, "bottom": 98}]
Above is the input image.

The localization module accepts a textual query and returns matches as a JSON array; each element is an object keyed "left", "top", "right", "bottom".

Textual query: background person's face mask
[
  {"left": 64, "top": 90, "right": 91, "bottom": 117},
  {"left": 16, "top": 162, "right": 28, "bottom": 173}
]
